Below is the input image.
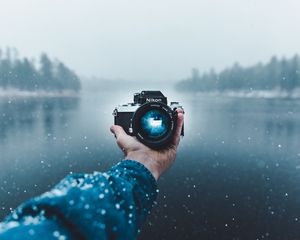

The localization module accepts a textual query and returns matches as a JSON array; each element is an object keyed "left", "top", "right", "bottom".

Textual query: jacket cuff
[{"left": 109, "top": 160, "right": 158, "bottom": 211}]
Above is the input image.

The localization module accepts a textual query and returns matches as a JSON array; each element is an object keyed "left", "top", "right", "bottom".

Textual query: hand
[{"left": 110, "top": 109, "right": 184, "bottom": 181}]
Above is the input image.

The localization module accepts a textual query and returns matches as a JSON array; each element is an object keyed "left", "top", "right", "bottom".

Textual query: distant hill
[
  {"left": 0, "top": 48, "right": 81, "bottom": 92},
  {"left": 176, "top": 55, "right": 300, "bottom": 93}
]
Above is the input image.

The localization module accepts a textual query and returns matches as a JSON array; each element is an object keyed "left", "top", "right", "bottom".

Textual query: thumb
[
  {"left": 110, "top": 125, "right": 127, "bottom": 150},
  {"left": 110, "top": 125, "right": 126, "bottom": 138}
]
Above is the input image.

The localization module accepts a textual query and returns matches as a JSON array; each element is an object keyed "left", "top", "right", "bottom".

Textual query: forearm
[
  {"left": 0, "top": 217, "right": 74, "bottom": 240},
  {"left": 0, "top": 160, "right": 158, "bottom": 240}
]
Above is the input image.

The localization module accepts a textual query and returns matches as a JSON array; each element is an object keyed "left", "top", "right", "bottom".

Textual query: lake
[{"left": 0, "top": 88, "right": 300, "bottom": 239}]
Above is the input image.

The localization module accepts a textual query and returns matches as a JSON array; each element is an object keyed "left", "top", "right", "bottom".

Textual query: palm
[{"left": 111, "top": 110, "right": 184, "bottom": 180}]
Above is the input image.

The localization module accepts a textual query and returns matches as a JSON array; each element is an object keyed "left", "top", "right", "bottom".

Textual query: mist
[
  {"left": 1, "top": 1, "right": 300, "bottom": 239},
  {"left": 1, "top": 0, "right": 300, "bottom": 81}
]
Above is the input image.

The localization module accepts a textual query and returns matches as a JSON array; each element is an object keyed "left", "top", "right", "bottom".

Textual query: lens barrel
[{"left": 132, "top": 102, "right": 177, "bottom": 149}]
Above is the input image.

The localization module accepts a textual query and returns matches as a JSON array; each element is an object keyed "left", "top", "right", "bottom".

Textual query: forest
[
  {"left": 176, "top": 55, "right": 300, "bottom": 92},
  {"left": 0, "top": 48, "right": 81, "bottom": 92}
]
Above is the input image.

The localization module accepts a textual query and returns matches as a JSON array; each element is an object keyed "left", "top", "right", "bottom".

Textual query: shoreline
[
  {"left": 185, "top": 89, "right": 300, "bottom": 99},
  {"left": 0, "top": 88, "right": 80, "bottom": 98}
]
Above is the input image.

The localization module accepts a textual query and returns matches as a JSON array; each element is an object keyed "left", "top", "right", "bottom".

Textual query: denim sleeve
[{"left": 0, "top": 160, "right": 158, "bottom": 240}]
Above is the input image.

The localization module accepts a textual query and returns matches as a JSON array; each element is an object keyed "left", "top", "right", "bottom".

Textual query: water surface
[{"left": 0, "top": 90, "right": 300, "bottom": 239}]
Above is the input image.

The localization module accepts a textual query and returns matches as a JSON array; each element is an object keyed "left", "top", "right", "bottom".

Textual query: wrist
[{"left": 125, "top": 151, "right": 161, "bottom": 181}]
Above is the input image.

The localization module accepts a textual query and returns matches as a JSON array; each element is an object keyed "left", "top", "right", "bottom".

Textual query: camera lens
[
  {"left": 140, "top": 109, "right": 170, "bottom": 139},
  {"left": 132, "top": 102, "right": 177, "bottom": 149}
]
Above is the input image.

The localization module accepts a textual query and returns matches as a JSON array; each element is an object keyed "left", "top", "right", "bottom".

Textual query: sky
[{"left": 0, "top": 0, "right": 300, "bottom": 81}]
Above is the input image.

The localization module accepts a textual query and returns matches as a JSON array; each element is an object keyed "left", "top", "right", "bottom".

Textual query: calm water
[{"left": 1, "top": 90, "right": 300, "bottom": 239}]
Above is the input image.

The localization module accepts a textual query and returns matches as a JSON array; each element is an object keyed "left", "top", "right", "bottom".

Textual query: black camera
[{"left": 113, "top": 91, "right": 184, "bottom": 149}]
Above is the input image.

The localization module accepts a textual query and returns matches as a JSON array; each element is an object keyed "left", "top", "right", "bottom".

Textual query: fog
[
  {"left": 1, "top": 2, "right": 300, "bottom": 239},
  {"left": 1, "top": 0, "right": 300, "bottom": 81}
]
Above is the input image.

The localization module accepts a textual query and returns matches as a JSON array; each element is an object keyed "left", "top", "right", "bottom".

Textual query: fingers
[
  {"left": 176, "top": 108, "right": 184, "bottom": 114},
  {"left": 173, "top": 111, "right": 184, "bottom": 147}
]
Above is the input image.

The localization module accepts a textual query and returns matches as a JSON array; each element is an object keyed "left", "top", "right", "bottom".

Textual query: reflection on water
[
  {"left": 0, "top": 93, "right": 300, "bottom": 239},
  {"left": 0, "top": 97, "right": 79, "bottom": 141}
]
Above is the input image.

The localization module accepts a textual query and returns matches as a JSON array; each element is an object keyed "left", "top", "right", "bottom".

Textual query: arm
[
  {"left": 0, "top": 110, "right": 184, "bottom": 240},
  {"left": 0, "top": 161, "right": 158, "bottom": 240}
]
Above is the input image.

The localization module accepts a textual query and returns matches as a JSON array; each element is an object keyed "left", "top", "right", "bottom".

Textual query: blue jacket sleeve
[{"left": 0, "top": 160, "right": 158, "bottom": 240}]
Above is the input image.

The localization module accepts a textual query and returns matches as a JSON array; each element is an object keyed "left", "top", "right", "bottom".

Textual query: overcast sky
[{"left": 1, "top": 0, "right": 300, "bottom": 81}]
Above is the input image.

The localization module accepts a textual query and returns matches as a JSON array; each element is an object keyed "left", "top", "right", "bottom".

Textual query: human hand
[{"left": 110, "top": 109, "right": 184, "bottom": 181}]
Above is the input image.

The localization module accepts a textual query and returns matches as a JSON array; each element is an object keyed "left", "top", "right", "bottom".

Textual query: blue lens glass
[{"left": 140, "top": 109, "right": 170, "bottom": 138}]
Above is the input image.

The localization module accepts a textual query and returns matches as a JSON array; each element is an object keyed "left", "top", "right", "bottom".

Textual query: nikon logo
[{"left": 146, "top": 98, "right": 162, "bottom": 102}]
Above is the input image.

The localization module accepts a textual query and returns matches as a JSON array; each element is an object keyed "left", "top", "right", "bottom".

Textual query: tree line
[
  {"left": 176, "top": 55, "right": 300, "bottom": 92},
  {"left": 0, "top": 48, "right": 81, "bottom": 92}
]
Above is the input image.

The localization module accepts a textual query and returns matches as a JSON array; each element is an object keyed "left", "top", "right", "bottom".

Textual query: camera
[{"left": 113, "top": 91, "right": 184, "bottom": 149}]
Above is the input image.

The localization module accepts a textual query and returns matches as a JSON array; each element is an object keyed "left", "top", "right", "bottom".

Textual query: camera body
[{"left": 113, "top": 91, "right": 183, "bottom": 149}]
